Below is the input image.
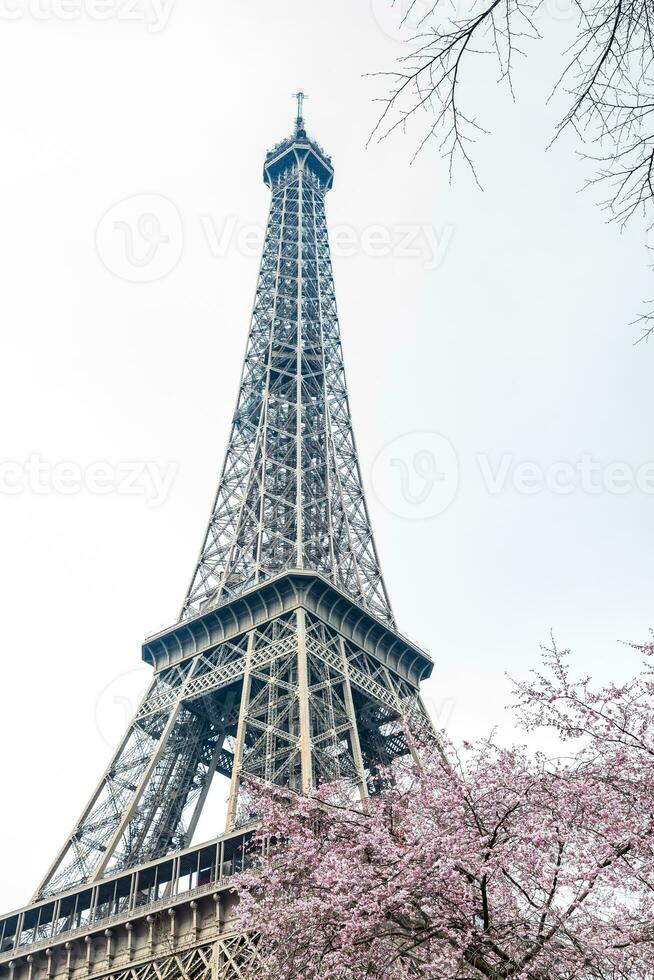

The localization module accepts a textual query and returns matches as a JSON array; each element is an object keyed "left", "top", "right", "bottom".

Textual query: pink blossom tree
[{"left": 235, "top": 637, "right": 654, "bottom": 978}]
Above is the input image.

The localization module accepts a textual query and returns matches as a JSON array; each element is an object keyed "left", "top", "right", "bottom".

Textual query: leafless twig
[{"left": 372, "top": 0, "right": 654, "bottom": 342}]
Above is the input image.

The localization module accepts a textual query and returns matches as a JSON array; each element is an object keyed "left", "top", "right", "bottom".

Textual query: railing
[{"left": 0, "top": 827, "right": 255, "bottom": 961}]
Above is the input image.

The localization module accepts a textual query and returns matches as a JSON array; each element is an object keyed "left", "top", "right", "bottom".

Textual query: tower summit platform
[{"left": 263, "top": 89, "right": 334, "bottom": 190}]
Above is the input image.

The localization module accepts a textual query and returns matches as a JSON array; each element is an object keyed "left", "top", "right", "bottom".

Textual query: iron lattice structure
[
  {"left": 180, "top": 118, "right": 392, "bottom": 626},
  {"left": 0, "top": 99, "right": 434, "bottom": 980}
]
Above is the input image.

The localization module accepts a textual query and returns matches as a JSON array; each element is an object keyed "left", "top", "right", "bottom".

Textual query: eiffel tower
[{"left": 0, "top": 95, "right": 434, "bottom": 980}]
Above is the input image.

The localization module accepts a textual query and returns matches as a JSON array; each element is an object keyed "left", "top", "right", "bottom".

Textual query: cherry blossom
[{"left": 235, "top": 636, "right": 654, "bottom": 979}]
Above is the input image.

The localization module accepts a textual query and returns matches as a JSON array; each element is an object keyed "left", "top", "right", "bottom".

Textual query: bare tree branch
[{"left": 372, "top": 0, "right": 654, "bottom": 342}]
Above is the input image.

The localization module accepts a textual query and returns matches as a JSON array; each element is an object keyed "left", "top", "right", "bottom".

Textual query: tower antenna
[{"left": 292, "top": 88, "right": 308, "bottom": 132}]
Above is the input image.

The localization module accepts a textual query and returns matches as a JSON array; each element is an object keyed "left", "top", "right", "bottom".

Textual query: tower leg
[
  {"left": 225, "top": 633, "right": 255, "bottom": 831},
  {"left": 296, "top": 607, "right": 313, "bottom": 792}
]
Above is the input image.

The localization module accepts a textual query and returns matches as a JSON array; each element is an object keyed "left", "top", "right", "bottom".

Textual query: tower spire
[{"left": 293, "top": 88, "right": 307, "bottom": 133}]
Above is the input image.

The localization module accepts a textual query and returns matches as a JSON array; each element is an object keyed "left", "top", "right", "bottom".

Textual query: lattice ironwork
[
  {"left": 102, "top": 944, "right": 215, "bottom": 980},
  {"left": 180, "top": 114, "right": 393, "bottom": 626},
  {"left": 90, "top": 937, "right": 261, "bottom": 980},
  {"left": 13, "top": 103, "right": 433, "bottom": 928},
  {"left": 35, "top": 605, "right": 431, "bottom": 899}
]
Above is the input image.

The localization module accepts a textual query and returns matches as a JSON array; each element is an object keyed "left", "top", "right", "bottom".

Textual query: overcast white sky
[{"left": 0, "top": 0, "right": 652, "bottom": 914}]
